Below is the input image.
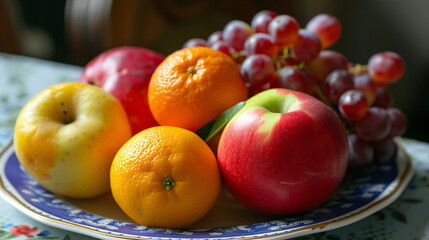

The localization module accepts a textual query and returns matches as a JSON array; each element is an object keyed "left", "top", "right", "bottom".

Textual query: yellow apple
[{"left": 14, "top": 82, "right": 132, "bottom": 199}]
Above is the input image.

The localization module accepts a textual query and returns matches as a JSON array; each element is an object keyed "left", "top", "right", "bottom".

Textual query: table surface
[{"left": 1, "top": 53, "right": 429, "bottom": 240}]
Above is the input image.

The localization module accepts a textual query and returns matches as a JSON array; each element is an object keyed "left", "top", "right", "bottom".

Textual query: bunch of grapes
[{"left": 182, "top": 10, "right": 407, "bottom": 171}]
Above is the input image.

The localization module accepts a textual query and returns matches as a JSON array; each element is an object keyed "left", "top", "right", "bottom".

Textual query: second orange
[{"left": 148, "top": 47, "right": 248, "bottom": 132}]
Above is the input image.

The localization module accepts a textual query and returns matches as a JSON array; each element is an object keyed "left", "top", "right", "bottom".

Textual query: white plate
[{"left": 0, "top": 140, "right": 414, "bottom": 240}]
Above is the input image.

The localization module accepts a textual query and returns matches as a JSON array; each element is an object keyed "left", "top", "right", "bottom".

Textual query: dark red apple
[
  {"left": 217, "top": 88, "right": 348, "bottom": 215},
  {"left": 79, "top": 46, "right": 164, "bottom": 135}
]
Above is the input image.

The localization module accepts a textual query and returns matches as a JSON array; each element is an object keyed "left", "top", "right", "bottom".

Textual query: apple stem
[
  {"left": 162, "top": 176, "right": 176, "bottom": 191},
  {"left": 60, "top": 102, "right": 72, "bottom": 124},
  {"left": 62, "top": 108, "right": 71, "bottom": 123}
]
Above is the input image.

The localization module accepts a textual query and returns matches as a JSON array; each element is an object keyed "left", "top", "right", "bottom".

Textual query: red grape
[
  {"left": 270, "top": 66, "right": 312, "bottom": 93},
  {"left": 339, "top": 90, "right": 369, "bottom": 120},
  {"left": 277, "top": 58, "right": 300, "bottom": 68},
  {"left": 302, "top": 70, "right": 318, "bottom": 94},
  {"left": 353, "top": 74, "right": 377, "bottom": 105},
  {"left": 372, "top": 138, "right": 398, "bottom": 163},
  {"left": 309, "top": 50, "right": 349, "bottom": 81},
  {"left": 268, "top": 14, "right": 300, "bottom": 47},
  {"left": 305, "top": 14, "right": 341, "bottom": 49},
  {"left": 210, "top": 41, "right": 234, "bottom": 57},
  {"left": 324, "top": 69, "right": 354, "bottom": 104},
  {"left": 248, "top": 83, "right": 270, "bottom": 97},
  {"left": 356, "top": 107, "right": 391, "bottom": 141},
  {"left": 182, "top": 38, "right": 207, "bottom": 48},
  {"left": 368, "top": 51, "right": 405, "bottom": 85},
  {"left": 373, "top": 86, "right": 393, "bottom": 108},
  {"left": 244, "top": 33, "right": 279, "bottom": 59},
  {"left": 223, "top": 20, "right": 254, "bottom": 51},
  {"left": 251, "top": 10, "right": 278, "bottom": 33},
  {"left": 348, "top": 134, "right": 374, "bottom": 170},
  {"left": 240, "top": 54, "right": 275, "bottom": 88},
  {"left": 207, "top": 31, "right": 223, "bottom": 46},
  {"left": 386, "top": 108, "right": 407, "bottom": 137},
  {"left": 291, "top": 29, "right": 322, "bottom": 63}
]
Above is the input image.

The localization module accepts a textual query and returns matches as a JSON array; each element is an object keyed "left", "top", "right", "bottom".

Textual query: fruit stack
[{"left": 13, "top": 10, "right": 407, "bottom": 229}]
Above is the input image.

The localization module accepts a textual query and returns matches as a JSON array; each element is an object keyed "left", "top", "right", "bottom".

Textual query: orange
[
  {"left": 110, "top": 126, "right": 221, "bottom": 228},
  {"left": 148, "top": 47, "right": 248, "bottom": 132}
]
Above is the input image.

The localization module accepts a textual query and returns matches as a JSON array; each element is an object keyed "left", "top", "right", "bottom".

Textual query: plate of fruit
[{"left": 0, "top": 10, "right": 412, "bottom": 240}]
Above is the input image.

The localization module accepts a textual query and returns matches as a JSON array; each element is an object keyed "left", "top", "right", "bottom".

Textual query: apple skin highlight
[{"left": 217, "top": 88, "right": 348, "bottom": 215}]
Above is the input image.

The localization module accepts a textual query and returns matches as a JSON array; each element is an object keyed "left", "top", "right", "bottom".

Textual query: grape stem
[
  {"left": 348, "top": 64, "right": 369, "bottom": 74},
  {"left": 275, "top": 59, "right": 282, "bottom": 70},
  {"left": 281, "top": 47, "right": 291, "bottom": 59},
  {"left": 314, "top": 85, "right": 334, "bottom": 109},
  {"left": 297, "top": 61, "right": 306, "bottom": 70},
  {"left": 275, "top": 46, "right": 304, "bottom": 70},
  {"left": 313, "top": 85, "right": 353, "bottom": 134}
]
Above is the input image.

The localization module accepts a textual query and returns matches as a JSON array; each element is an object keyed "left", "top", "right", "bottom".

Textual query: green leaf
[
  {"left": 204, "top": 101, "right": 245, "bottom": 142},
  {"left": 195, "top": 121, "right": 215, "bottom": 141},
  {"left": 391, "top": 210, "right": 407, "bottom": 223},
  {"left": 195, "top": 101, "right": 245, "bottom": 142}
]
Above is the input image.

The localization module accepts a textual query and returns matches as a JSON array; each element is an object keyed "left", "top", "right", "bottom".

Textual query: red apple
[
  {"left": 79, "top": 46, "right": 165, "bottom": 135},
  {"left": 217, "top": 88, "right": 348, "bottom": 215}
]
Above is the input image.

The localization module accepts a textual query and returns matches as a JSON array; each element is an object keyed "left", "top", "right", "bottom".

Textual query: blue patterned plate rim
[{"left": 0, "top": 139, "right": 414, "bottom": 240}]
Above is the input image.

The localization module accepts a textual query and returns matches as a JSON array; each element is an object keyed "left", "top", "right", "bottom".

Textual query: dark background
[{"left": 2, "top": 0, "right": 428, "bottom": 142}]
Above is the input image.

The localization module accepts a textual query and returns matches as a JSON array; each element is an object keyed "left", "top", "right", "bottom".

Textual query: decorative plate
[{"left": 0, "top": 140, "right": 413, "bottom": 240}]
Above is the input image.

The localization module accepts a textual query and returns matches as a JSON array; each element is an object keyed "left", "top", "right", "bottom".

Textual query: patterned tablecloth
[{"left": 1, "top": 53, "right": 429, "bottom": 240}]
